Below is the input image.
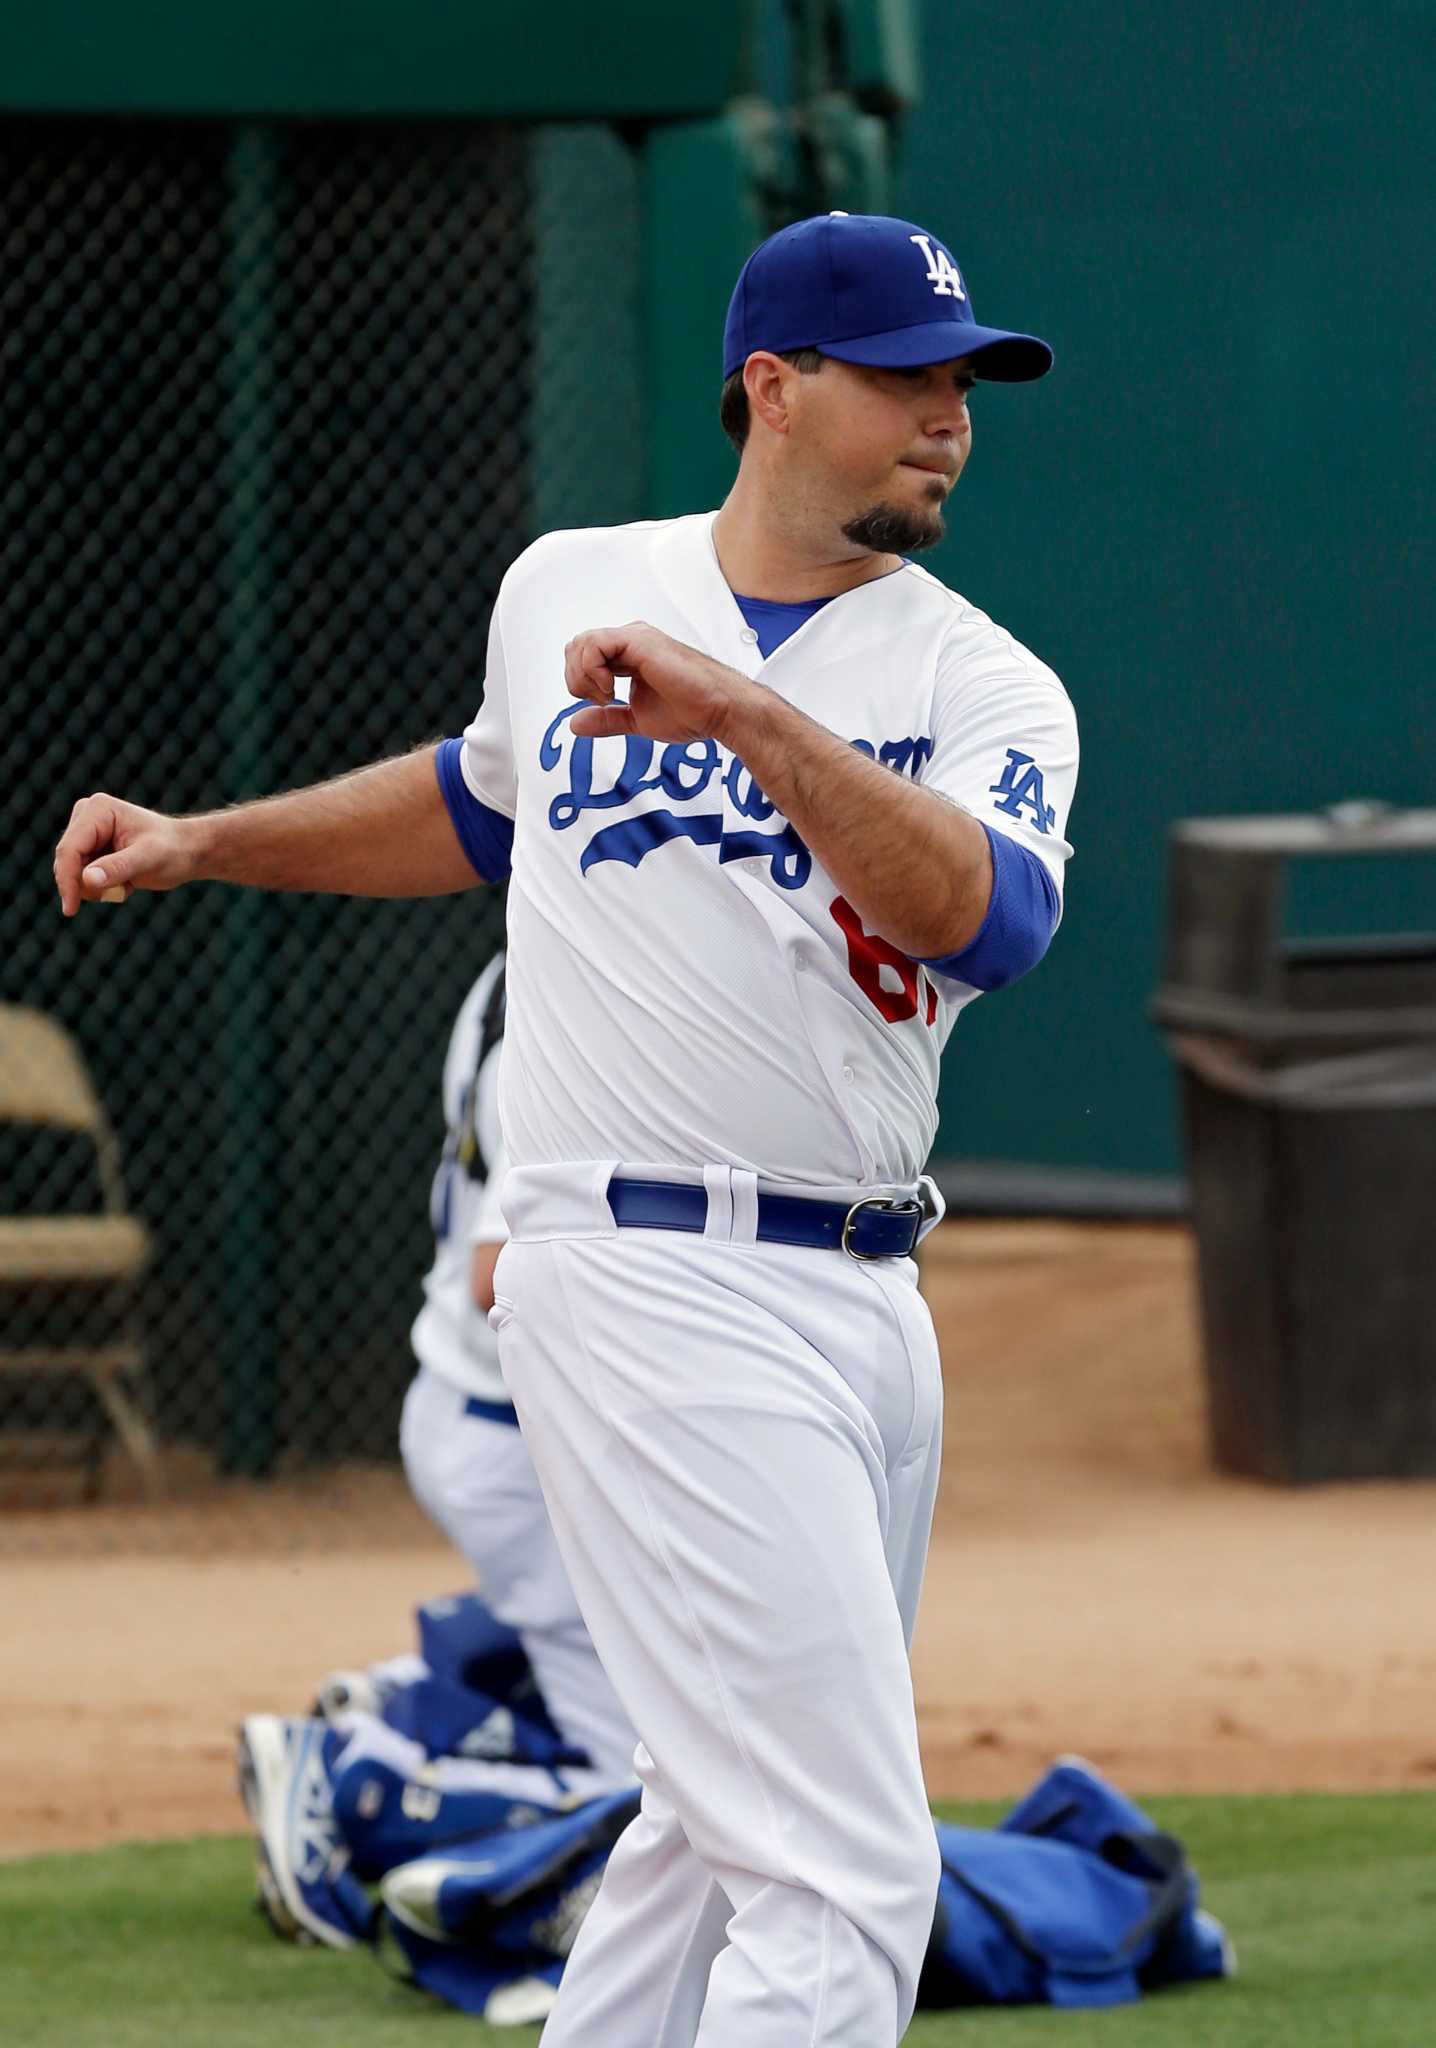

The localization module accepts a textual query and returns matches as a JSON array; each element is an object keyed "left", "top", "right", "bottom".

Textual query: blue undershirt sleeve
[
  {"left": 435, "top": 737, "right": 515, "bottom": 883},
  {"left": 921, "top": 823, "right": 1061, "bottom": 992}
]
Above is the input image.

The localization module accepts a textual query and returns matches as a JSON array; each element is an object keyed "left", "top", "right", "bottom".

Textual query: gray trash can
[{"left": 1153, "top": 805, "right": 1436, "bottom": 1483}]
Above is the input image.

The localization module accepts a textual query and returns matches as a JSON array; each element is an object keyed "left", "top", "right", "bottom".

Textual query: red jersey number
[{"left": 829, "top": 896, "right": 938, "bottom": 1027}]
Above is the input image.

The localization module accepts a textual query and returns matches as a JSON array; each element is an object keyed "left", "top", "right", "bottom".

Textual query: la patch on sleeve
[{"left": 988, "top": 748, "right": 1056, "bottom": 834}]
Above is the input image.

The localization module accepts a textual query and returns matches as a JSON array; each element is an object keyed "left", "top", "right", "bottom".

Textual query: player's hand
[
  {"left": 564, "top": 623, "right": 759, "bottom": 746},
  {"left": 54, "top": 794, "right": 201, "bottom": 917}
]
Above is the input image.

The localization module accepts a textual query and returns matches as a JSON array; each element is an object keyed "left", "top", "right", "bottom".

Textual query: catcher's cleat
[
  {"left": 485, "top": 1975, "right": 560, "bottom": 2026},
  {"left": 236, "top": 1714, "right": 374, "bottom": 1949}
]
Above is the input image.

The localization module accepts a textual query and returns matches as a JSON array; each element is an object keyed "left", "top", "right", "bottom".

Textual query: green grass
[{"left": 1, "top": 1794, "right": 1434, "bottom": 2045}]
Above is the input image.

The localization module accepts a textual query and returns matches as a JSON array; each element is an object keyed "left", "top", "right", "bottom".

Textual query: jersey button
[
  {"left": 739, "top": 627, "right": 759, "bottom": 644},
  {"left": 842, "top": 1064, "right": 855, "bottom": 1084}
]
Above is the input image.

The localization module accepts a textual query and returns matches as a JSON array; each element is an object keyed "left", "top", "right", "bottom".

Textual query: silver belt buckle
[{"left": 842, "top": 1196, "right": 899, "bottom": 1261}]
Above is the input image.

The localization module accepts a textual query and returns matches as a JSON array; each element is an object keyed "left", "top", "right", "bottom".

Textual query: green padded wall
[
  {"left": 13, "top": 2, "right": 1425, "bottom": 1199},
  {"left": 0, "top": 0, "right": 745, "bottom": 118},
  {"left": 893, "top": 3, "right": 1433, "bottom": 1184},
  {"left": 643, "top": 114, "right": 773, "bottom": 518}
]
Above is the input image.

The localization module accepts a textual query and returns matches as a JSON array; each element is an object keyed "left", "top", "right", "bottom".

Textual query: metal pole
[{"left": 218, "top": 121, "right": 281, "bottom": 1476}]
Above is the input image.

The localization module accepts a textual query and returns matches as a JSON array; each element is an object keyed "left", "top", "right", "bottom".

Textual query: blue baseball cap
[{"left": 722, "top": 212, "right": 1052, "bottom": 383}]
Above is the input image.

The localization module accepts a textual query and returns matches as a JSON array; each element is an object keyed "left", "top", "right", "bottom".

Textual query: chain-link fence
[{"left": 1, "top": 114, "right": 642, "bottom": 1539}]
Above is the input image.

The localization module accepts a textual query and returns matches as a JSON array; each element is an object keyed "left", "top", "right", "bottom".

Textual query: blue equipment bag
[
  {"left": 414, "top": 1592, "right": 536, "bottom": 1707},
  {"left": 333, "top": 1749, "right": 584, "bottom": 1883},
  {"left": 376, "top": 1788, "right": 642, "bottom": 2017},
  {"left": 365, "top": 1758, "right": 1231, "bottom": 2019},
  {"left": 920, "top": 1757, "right": 1232, "bottom": 2009},
  {"left": 395, "top": 1593, "right": 588, "bottom": 1769},
  {"left": 381, "top": 1673, "right": 588, "bottom": 1771}
]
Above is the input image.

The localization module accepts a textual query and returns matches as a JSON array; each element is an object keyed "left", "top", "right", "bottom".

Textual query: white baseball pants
[
  {"left": 493, "top": 1162, "right": 944, "bottom": 2048},
  {"left": 399, "top": 1366, "right": 637, "bottom": 1786}
]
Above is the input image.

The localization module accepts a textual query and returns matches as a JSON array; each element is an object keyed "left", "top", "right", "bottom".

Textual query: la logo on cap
[
  {"left": 720, "top": 211, "right": 1053, "bottom": 384},
  {"left": 909, "top": 233, "right": 966, "bottom": 302}
]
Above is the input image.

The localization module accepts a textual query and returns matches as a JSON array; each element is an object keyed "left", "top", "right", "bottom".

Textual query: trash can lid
[
  {"left": 1156, "top": 802, "right": 1436, "bottom": 1036},
  {"left": 1172, "top": 803, "right": 1436, "bottom": 857}
]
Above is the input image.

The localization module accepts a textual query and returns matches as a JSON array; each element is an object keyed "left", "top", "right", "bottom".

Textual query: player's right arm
[
  {"left": 58, "top": 574, "right": 522, "bottom": 918},
  {"left": 54, "top": 743, "right": 486, "bottom": 917}
]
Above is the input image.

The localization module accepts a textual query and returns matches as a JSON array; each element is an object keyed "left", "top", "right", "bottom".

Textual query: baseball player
[
  {"left": 238, "top": 948, "right": 635, "bottom": 1983},
  {"left": 395, "top": 946, "right": 635, "bottom": 1786},
  {"left": 56, "top": 212, "right": 1077, "bottom": 2046}
]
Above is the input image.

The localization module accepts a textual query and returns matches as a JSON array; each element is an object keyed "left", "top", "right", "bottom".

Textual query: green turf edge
[{"left": 1, "top": 1792, "right": 1434, "bottom": 2047}]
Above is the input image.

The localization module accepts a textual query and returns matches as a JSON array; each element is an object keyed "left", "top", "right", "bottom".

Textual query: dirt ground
[{"left": 4, "top": 1221, "right": 1435, "bottom": 1861}]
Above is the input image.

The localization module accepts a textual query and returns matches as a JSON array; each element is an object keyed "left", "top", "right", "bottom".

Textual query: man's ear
[{"left": 743, "top": 352, "right": 795, "bottom": 437}]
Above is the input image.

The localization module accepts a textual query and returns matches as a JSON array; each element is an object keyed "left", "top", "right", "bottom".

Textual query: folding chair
[{"left": 0, "top": 1003, "right": 160, "bottom": 1497}]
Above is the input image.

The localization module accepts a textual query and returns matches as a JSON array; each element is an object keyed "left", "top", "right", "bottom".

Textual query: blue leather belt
[
  {"left": 463, "top": 1395, "right": 520, "bottom": 1427},
  {"left": 606, "top": 1176, "right": 924, "bottom": 1260}
]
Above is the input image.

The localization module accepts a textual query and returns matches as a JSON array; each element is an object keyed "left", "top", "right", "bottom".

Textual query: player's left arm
[{"left": 564, "top": 622, "right": 1075, "bottom": 972}]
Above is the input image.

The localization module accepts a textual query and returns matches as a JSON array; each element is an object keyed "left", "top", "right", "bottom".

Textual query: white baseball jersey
[
  {"left": 409, "top": 956, "right": 510, "bottom": 1404},
  {"left": 460, "top": 510, "right": 1078, "bottom": 1188}
]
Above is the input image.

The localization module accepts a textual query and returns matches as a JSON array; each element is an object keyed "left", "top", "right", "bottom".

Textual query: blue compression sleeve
[
  {"left": 435, "top": 738, "right": 515, "bottom": 883},
  {"left": 921, "top": 824, "right": 1060, "bottom": 992}
]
